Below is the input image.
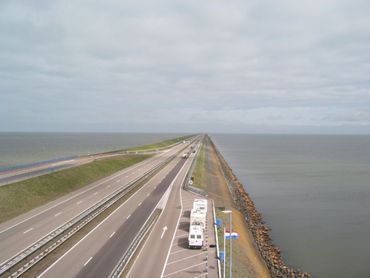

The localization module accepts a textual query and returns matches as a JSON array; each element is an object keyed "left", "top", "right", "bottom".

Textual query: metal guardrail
[
  {"left": 110, "top": 139, "right": 201, "bottom": 278},
  {"left": 0, "top": 148, "right": 183, "bottom": 277}
]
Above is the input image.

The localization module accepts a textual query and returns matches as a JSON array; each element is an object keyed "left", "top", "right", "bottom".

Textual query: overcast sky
[{"left": 1, "top": 0, "right": 369, "bottom": 134}]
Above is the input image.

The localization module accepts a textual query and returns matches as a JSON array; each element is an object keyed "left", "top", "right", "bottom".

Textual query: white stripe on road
[
  {"left": 84, "top": 257, "right": 93, "bottom": 266},
  {"left": 76, "top": 200, "right": 83, "bottom": 205},
  {"left": 109, "top": 231, "right": 116, "bottom": 238},
  {"left": 163, "top": 262, "right": 207, "bottom": 277},
  {"left": 167, "top": 252, "right": 207, "bottom": 266},
  {"left": 54, "top": 212, "right": 62, "bottom": 217},
  {"left": 126, "top": 214, "right": 131, "bottom": 219},
  {"left": 138, "top": 202, "right": 142, "bottom": 207},
  {"left": 23, "top": 228, "right": 34, "bottom": 234},
  {"left": 93, "top": 192, "right": 98, "bottom": 195}
]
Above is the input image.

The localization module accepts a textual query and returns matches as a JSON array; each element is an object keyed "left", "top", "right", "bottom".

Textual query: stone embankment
[{"left": 209, "top": 137, "right": 311, "bottom": 278}]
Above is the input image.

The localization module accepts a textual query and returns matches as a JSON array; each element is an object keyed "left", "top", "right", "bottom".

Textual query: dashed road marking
[
  {"left": 54, "top": 212, "right": 62, "bottom": 217},
  {"left": 93, "top": 192, "right": 98, "bottom": 195},
  {"left": 127, "top": 214, "right": 131, "bottom": 219},
  {"left": 23, "top": 228, "right": 34, "bottom": 234},
  {"left": 84, "top": 257, "right": 93, "bottom": 266},
  {"left": 109, "top": 231, "right": 116, "bottom": 238},
  {"left": 76, "top": 200, "right": 83, "bottom": 205},
  {"left": 138, "top": 202, "right": 142, "bottom": 207}
]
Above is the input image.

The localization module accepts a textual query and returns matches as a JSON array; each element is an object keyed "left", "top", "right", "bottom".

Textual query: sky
[{"left": 0, "top": 0, "right": 369, "bottom": 134}]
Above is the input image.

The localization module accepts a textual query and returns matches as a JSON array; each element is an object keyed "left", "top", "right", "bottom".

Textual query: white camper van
[
  {"left": 188, "top": 225, "right": 204, "bottom": 249},
  {"left": 190, "top": 209, "right": 206, "bottom": 228},
  {"left": 193, "top": 199, "right": 208, "bottom": 212}
]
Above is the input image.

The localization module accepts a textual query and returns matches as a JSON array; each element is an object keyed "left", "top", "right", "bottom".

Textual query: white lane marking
[
  {"left": 160, "top": 153, "right": 193, "bottom": 278},
  {"left": 167, "top": 252, "right": 207, "bottom": 266},
  {"left": 126, "top": 156, "right": 191, "bottom": 278},
  {"left": 23, "top": 228, "right": 34, "bottom": 234},
  {"left": 109, "top": 231, "right": 116, "bottom": 238},
  {"left": 107, "top": 185, "right": 111, "bottom": 188},
  {"left": 138, "top": 202, "right": 142, "bottom": 207},
  {"left": 0, "top": 153, "right": 160, "bottom": 235},
  {"left": 126, "top": 214, "right": 131, "bottom": 219},
  {"left": 163, "top": 262, "right": 207, "bottom": 277},
  {"left": 54, "top": 212, "right": 62, "bottom": 217},
  {"left": 84, "top": 257, "right": 93, "bottom": 266},
  {"left": 76, "top": 200, "right": 83, "bottom": 205},
  {"left": 169, "top": 249, "right": 189, "bottom": 255},
  {"left": 93, "top": 192, "right": 98, "bottom": 195},
  {"left": 160, "top": 226, "right": 168, "bottom": 239},
  {"left": 147, "top": 193, "right": 150, "bottom": 196}
]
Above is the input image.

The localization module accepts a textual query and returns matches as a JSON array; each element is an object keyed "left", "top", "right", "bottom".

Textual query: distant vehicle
[
  {"left": 182, "top": 153, "right": 189, "bottom": 159},
  {"left": 188, "top": 225, "right": 204, "bottom": 249}
]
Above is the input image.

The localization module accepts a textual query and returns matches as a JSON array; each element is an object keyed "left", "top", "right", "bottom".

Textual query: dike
[{"left": 208, "top": 137, "right": 311, "bottom": 278}]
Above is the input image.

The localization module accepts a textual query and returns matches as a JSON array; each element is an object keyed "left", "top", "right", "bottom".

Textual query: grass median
[
  {"left": 191, "top": 140, "right": 206, "bottom": 189},
  {"left": 0, "top": 154, "right": 150, "bottom": 224}
]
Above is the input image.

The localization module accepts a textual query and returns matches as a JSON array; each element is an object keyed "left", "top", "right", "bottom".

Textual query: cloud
[{"left": 0, "top": 0, "right": 369, "bottom": 133}]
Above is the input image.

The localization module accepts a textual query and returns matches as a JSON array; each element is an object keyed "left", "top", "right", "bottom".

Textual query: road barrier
[{"left": 0, "top": 140, "right": 196, "bottom": 277}]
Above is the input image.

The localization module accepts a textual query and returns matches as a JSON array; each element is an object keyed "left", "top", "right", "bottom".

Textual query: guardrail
[
  {"left": 109, "top": 140, "right": 200, "bottom": 278},
  {"left": 0, "top": 141, "right": 194, "bottom": 277},
  {"left": 182, "top": 136, "right": 208, "bottom": 197}
]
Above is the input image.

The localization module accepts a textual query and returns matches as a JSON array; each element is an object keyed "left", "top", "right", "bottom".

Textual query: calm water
[
  {"left": 0, "top": 133, "right": 182, "bottom": 171},
  {"left": 211, "top": 134, "right": 370, "bottom": 278}
]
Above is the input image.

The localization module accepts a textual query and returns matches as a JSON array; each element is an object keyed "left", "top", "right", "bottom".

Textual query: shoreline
[{"left": 208, "top": 136, "right": 311, "bottom": 278}]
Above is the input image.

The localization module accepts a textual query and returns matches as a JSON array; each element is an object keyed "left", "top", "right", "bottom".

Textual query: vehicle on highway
[
  {"left": 181, "top": 153, "right": 189, "bottom": 159},
  {"left": 188, "top": 224, "right": 204, "bottom": 249}
]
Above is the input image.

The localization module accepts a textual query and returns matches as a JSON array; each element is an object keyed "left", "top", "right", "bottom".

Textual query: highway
[
  {"left": 0, "top": 140, "right": 191, "bottom": 267},
  {"left": 38, "top": 147, "right": 196, "bottom": 277},
  {"left": 127, "top": 147, "right": 218, "bottom": 278}
]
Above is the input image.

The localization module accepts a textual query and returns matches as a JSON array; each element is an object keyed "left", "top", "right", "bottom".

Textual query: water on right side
[{"left": 211, "top": 134, "right": 370, "bottom": 278}]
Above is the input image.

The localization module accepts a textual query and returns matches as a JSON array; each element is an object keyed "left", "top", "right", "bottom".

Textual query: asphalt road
[
  {"left": 0, "top": 141, "right": 190, "bottom": 265},
  {"left": 126, "top": 143, "right": 218, "bottom": 278},
  {"left": 38, "top": 151, "right": 195, "bottom": 278}
]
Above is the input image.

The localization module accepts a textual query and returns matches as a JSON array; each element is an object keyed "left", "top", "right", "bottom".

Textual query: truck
[{"left": 188, "top": 224, "right": 204, "bottom": 249}]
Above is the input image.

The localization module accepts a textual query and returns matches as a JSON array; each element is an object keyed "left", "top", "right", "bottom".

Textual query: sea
[
  {"left": 211, "top": 134, "right": 370, "bottom": 278},
  {"left": 0, "top": 133, "right": 182, "bottom": 171}
]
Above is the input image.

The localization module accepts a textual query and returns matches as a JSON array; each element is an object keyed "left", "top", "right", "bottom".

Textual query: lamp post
[
  {"left": 222, "top": 210, "right": 232, "bottom": 278},
  {"left": 223, "top": 226, "right": 226, "bottom": 278}
]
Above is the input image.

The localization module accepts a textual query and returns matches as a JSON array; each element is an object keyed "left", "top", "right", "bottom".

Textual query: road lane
[
  {"left": 0, "top": 141, "right": 191, "bottom": 265},
  {"left": 39, "top": 156, "right": 189, "bottom": 278}
]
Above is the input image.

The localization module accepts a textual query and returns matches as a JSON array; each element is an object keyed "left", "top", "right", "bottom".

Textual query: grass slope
[
  {"left": 0, "top": 155, "right": 149, "bottom": 224},
  {"left": 125, "top": 135, "right": 194, "bottom": 152}
]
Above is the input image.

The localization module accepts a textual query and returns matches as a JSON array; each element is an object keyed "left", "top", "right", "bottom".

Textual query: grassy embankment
[
  {"left": 191, "top": 140, "right": 206, "bottom": 189},
  {"left": 0, "top": 134, "right": 194, "bottom": 224},
  {"left": 0, "top": 155, "right": 149, "bottom": 224},
  {"left": 124, "top": 134, "right": 194, "bottom": 152}
]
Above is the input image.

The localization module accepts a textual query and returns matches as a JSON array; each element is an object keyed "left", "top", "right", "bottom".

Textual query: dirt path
[{"left": 202, "top": 137, "right": 270, "bottom": 278}]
